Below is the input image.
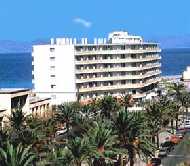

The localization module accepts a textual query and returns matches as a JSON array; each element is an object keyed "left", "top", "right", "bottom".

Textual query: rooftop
[
  {"left": 29, "top": 96, "right": 51, "bottom": 104},
  {"left": 33, "top": 31, "right": 159, "bottom": 46},
  {"left": 0, "top": 88, "right": 31, "bottom": 94}
]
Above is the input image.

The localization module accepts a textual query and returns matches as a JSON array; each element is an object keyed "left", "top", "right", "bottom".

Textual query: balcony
[
  {"left": 75, "top": 63, "right": 161, "bottom": 74},
  {"left": 132, "top": 93, "right": 146, "bottom": 99},
  {"left": 76, "top": 71, "right": 161, "bottom": 83},
  {"left": 78, "top": 78, "right": 160, "bottom": 93},
  {"left": 75, "top": 56, "right": 161, "bottom": 65},
  {"left": 75, "top": 48, "right": 161, "bottom": 56}
]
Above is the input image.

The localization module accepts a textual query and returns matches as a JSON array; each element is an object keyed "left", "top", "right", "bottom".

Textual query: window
[
  {"left": 89, "top": 83, "right": 93, "bottom": 87},
  {"left": 121, "top": 54, "right": 125, "bottom": 59},
  {"left": 109, "top": 81, "right": 113, "bottom": 86},
  {"left": 50, "top": 57, "right": 55, "bottom": 60},
  {"left": 121, "top": 72, "right": 125, "bottom": 76},
  {"left": 50, "top": 47, "right": 55, "bottom": 52},
  {"left": 132, "top": 90, "right": 136, "bottom": 94},
  {"left": 121, "top": 80, "right": 126, "bottom": 85},
  {"left": 51, "top": 85, "right": 56, "bottom": 89},
  {"left": 51, "top": 95, "right": 56, "bottom": 99},
  {"left": 121, "top": 63, "right": 125, "bottom": 67}
]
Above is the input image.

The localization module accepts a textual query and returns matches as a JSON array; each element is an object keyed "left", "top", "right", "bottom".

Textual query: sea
[{"left": 0, "top": 48, "right": 190, "bottom": 88}]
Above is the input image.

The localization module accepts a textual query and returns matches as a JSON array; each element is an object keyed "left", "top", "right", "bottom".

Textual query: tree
[
  {"left": 72, "top": 112, "right": 94, "bottom": 136},
  {"left": 120, "top": 94, "right": 134, "bottom": 111},
  {"left": 47, "top": 146, "right": 74, "bottom": 166},
  {"left": 168, "top": 82, "right": 186, "bottom": 103},
  {"left": 7, "top": 108, "right": 34, "bottom": 146},
  {"left": 0, "top": 142, "right": 36, "bottom": 166},
  {"left": 55, "top": 103, "right": 76, "bottom": 133},
  {"left": 145, "top": 100, "right": 163, "bottom": 148},
  {"left": 168, "top": 82, "right": 188, "bottom": 129},
  {"left": 8, "top": 107, "right": 26, "bottom": 131},
  {"left": 114, "top": 110, "right": 154, "bottom": 166},
  {"left": 181, "top": 92, "right": 190, "bottom": 119},
  {"left": 87, "top": 120, "right": 115, "bottom": 154},
  {"left": 97, "top": 96, "right": 120, "bottom": 119},
  {"left": 67, "top": 136, "right": 92, "bottom": 166},
  {"left": 165, "top": 100, "right": 180, "bottom": 133}
]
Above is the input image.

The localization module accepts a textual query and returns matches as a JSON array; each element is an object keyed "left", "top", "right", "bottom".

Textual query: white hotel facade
[{"left": 32, "top": 31, "right": 161, "bottom": 104}]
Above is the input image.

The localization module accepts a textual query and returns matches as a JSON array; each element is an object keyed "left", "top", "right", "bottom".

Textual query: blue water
[
  {"left": 0, "top": 53, "right": 32, "bottom": 88},
  {"left": 161, "top": 48, "right": 190, "bottom": 76},
  {"left": 0, "top": 48, "right": 190, "bottom": 88}
]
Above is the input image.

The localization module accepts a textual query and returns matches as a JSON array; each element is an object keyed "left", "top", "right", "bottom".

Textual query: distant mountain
[
  {"left": 147, "top": 35, "right": 190, "bottom": 49},
  {"left": 0, "top": 39, "right": 49, "bottom": 53},
  {"left": 1, "top": 35, "right": 190, "bottom": 53}
]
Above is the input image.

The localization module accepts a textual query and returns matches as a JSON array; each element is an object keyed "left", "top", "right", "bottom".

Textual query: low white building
[
  {"left": 0, "top": 88, "right": 52, "bottom": 128},
  {"left": 0, "top": 88, "right": 31, "bottom": 127},
  {"left": 29, "top": 96, "right": 51, "bottom": 118},
  {"left": 182, "top": 66, "right": 190, "bottom": 89}
]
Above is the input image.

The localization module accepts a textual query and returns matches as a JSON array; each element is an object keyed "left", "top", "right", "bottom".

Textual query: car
[
  {"left": 176, "top": 132, "right": 184, "bottom": 139},
  {"left": 184, "top": 120, "right": 190, "bottom": 129},
  {"left": 150, "top": 157, "right": 161, "bottom": 166},
  {"left": 170, "top": 135, "right": 181, "bottom": 144},
  {"left": 160, "top": 141, "right": 175, "bottom": 152},
  {"left": 178, "top": 124, "right": 185, "bottom": 130},
  {"left": 158, "top": 148, "right": 167, "bottom": 158},
  {"left": 186, "top": 117, "right": 190, "bottom": 121}
]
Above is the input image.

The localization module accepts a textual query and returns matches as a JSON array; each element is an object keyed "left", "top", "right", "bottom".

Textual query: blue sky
[{"left": 0, "top": 0, "right": 189, "bottom": 41}]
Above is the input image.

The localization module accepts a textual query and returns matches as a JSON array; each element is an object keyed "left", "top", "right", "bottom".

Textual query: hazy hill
[
  {"left": 0, "top": 40, "right": 49, "bottom": 53},
  {"left": 1, "top": 35, "right": 190, "bottom": 53},
  {"left": 147, "top": 35, "right": 190, "bottom": 49}
]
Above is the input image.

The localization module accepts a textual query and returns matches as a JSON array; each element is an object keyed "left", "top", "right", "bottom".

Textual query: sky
[{"left": 0, "top": 0, "right": 190, "bottom": 41}]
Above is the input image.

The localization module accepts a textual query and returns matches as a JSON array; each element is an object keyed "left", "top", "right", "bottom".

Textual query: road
[{"left": 161, "top": 132, "right": 190, "bottom": 166}]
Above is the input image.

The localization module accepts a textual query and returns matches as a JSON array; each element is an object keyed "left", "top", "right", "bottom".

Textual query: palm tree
[
  {"left": 46, "top": 146, "right": 73, "bottom": 166},
  {"left": 165, "top": 100, "right": 179, "bottom": 133},
  {"left": 145, "top": 102, "right": 162, "bottom": 148},
  {"left": 87, "top": 120, "right": 115, "bottom": 154},
  {"left": 72, "top": 112, "right": 94, "bottom": 136},
  {"left": 0, "top": 129, "right": 8, "bottom": 148},
  {"left": 120, "top": 94, "right": 134, "bottom": 111},
  {"left": 168, "top": 82, "right": 189, "bottom": 129},
  {"left": 168, "top": 82, "right": 186, "bottom": 102},
  {"left": 55, "top": 103, "right": 76, "bottom": 133},
  {"left": 114, "top": 110, "right": 154, "bottom": 166},
  {"left": 7, "top": 108, "right": 34, "bottom": 146},
  {"left": 0, "top": 142, "right": 36, "bottom": 166},
  {"left": 144, "top": 96, "right": 172, "bottom": 148},
  {"left": 97, "top": 96, "right": 120, "bottom": 119},
  {"left": 67, "top": 136, "right": 92, "bottom": 166},
  {"left": 181, "top": 92, "right": 190, "bottom": 119},
  {"left": 8, "top": 107, "right": 26, "bottom": 131}
]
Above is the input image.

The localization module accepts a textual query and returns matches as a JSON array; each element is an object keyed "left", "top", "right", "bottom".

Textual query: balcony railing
[
  {"left": 75, "top": 63, "right": 161, "bottom": 74},
  {"left": 76, "top": 71, "right": 161, "bottom": 83},
  {"left": 75, "top": 56, "right": 161, "bottom": 65},
  {"left": 78, "top": 78, "right": 160, "bottom": 93},
  {"left": 75, "top": 48, "right": 161, "bottom": 56}
]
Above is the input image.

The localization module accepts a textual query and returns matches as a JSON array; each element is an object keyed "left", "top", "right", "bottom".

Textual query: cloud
[{"left": 73, "top": 17, "right": 92, "bottom": 28}]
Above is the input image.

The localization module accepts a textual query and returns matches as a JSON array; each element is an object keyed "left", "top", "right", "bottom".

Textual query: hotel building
[{"left": 32, "top": 31, "right": 161, "bottom": 104}]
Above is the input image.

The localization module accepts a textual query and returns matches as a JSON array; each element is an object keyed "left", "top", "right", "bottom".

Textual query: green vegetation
[{"left": 0, "top": 82, "right": 190, "bottom": 165}]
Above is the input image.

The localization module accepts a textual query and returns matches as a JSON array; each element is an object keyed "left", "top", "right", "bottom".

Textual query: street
[{"left": 161, "top": 132, "right": 190, "bottom": 166}]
